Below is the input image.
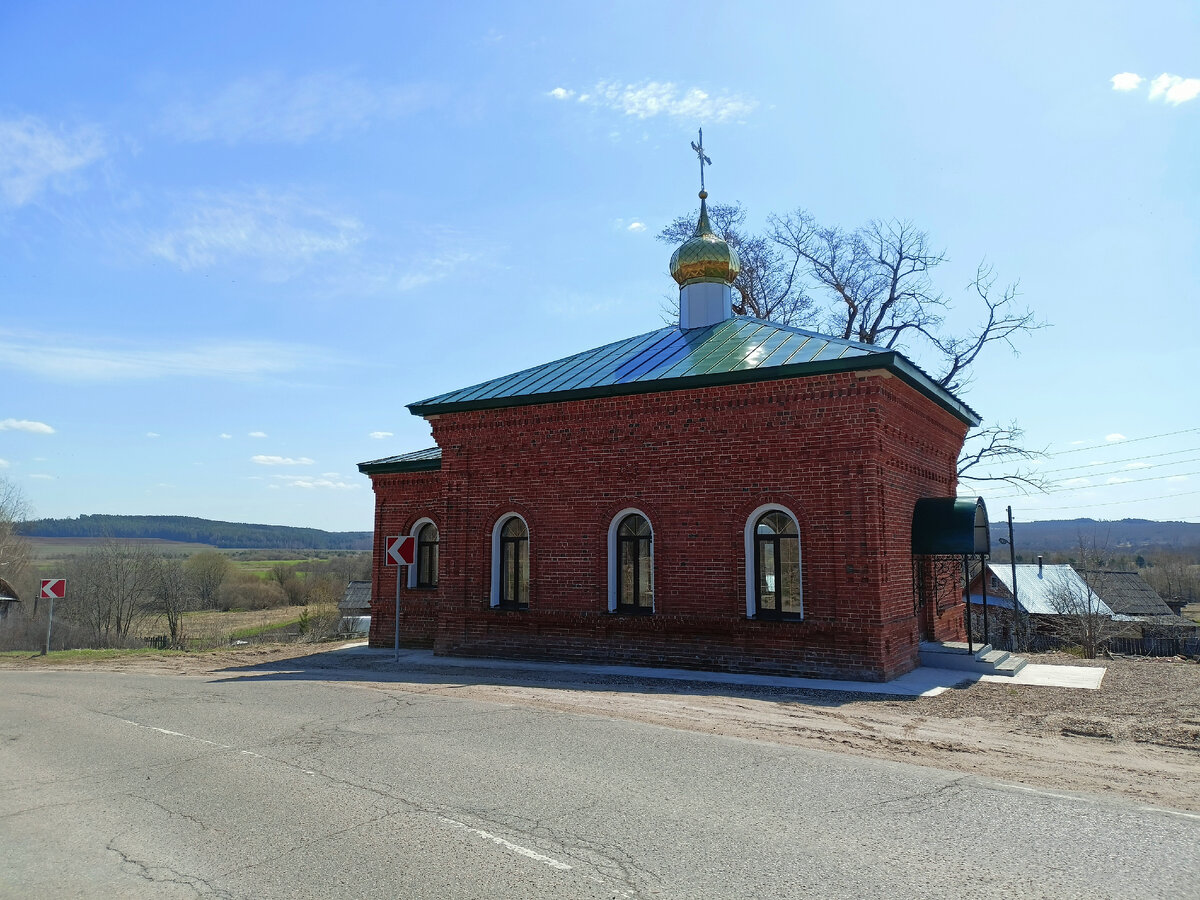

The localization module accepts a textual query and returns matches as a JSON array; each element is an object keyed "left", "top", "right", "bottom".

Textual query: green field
[{"left": 26, "top": 538, "right": 349, "bottom": 578}]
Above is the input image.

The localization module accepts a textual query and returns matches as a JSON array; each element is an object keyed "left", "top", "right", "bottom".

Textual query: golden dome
[{"left": 669, "top": 191, "right": 741, "bottom": 287}]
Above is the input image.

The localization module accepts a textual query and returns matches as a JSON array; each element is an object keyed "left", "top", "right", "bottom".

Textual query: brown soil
[{"left": 4, "top": 646, "right": 1198, "bottom": 812}]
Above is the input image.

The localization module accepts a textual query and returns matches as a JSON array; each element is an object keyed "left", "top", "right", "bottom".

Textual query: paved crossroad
[{"left": 1, "top": 666, "right": 1196, "bottom": 898}]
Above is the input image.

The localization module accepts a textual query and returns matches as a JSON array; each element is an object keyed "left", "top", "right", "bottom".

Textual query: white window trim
[
  {"left": 743, "top": 503, "right": 803, "bottom": 619},
  {"left": 607, "top": 508, "right": 654, "bottom": 613},
  {"left": 490, "top": 513, "right": 529, "bottom": 608},
  {"left": 408, "top": 517, "right": 438, "bottom": 589}
]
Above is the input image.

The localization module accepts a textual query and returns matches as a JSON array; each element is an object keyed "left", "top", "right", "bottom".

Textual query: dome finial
[
  {"left": 691, "top": 128, "right": 711, "bottom": 194},
  {"left": 669, "top": 129, "right": 740, "bottom": 288}
]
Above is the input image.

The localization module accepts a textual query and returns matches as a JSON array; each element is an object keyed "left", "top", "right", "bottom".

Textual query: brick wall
[
  {"left": 368, "top": 368, "right": 969, "bottom": 681},
  {"left": 367, "top": 470, "right": 444, "bottom": 649}
]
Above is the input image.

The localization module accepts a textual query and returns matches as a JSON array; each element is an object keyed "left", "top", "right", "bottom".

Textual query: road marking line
[
  {"left": 119, "top": 720, "right": 318, "bottom": 774},
  {"left": 1002, "top": 782, "right": 1200, "bottom": 821},
  {"left": 119, "top": 719, "right": 569, "bottom": 866},
  {"left": 438, "top": 816, "right": 572, "bottom": 871}
]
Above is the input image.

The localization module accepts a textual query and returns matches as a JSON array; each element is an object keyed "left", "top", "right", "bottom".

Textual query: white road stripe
[
  {"left": 119, "top": 719, "right": 317, "bottom": 774},
  {"left": 438, "top": 816, "right": 573, "bottom": 871},
  {"left": 118, "top": 718, "right": 572, "bottom": 867}
]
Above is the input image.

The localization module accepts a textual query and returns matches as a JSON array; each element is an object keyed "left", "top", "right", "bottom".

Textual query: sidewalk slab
[{"left": 328, "top": 644, "right": 1105, "bottom": 696}]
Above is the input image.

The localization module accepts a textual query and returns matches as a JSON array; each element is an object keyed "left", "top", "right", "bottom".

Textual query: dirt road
[{"left": 5, "top": 645, "right": 1198, "bottom": 811}]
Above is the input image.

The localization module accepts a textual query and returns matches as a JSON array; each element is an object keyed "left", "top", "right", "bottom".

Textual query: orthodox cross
[{"left": 690, "top": 128, "right": 711, "bottom": 192}]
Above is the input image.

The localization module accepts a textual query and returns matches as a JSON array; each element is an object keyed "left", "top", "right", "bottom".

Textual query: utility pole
[{"left": 1007, "top": 506, "right": 1022, "bottom": 650}]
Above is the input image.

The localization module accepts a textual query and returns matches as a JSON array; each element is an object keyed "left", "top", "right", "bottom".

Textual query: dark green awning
[{"left": 911, "top": 497, "right": 990, "bottom": 556}]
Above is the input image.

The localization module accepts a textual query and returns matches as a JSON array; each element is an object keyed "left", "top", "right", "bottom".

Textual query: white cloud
[
  {"left": 627, "top": 222, "right": 646, "bottom": 232},
  {"left": 1105, "top": 433, "right": 1126, "bottom": 442},
  {"left": 0, "top": 330, "right": 321, "bottom": 383},
  {"left": 0, "top": 458, "right": 8, "bottom": 468},
  {"left": 0, "top": 418, "right": 55, "bottom": 434},
  {"left": 249, "top": 431, "right": 267, "bottom": 438},
  {"left": 551, "top": 80, "right": 756, "bottom": 122},
  {"left": 220, "top": 433, "right": 232, "bottom": 439},
  {"left": 29, "top": 473, "right": 54, "bottom": 480},
  {"left": 160, "top": 71, "right": 436, "bottom": 145},
  {"left": 1110, "top": 72, "right": 1143, "bottom": 92},
  {"left": 147, "top": 189, "right": 363, "bottom": 276},
  {"left": 146, "top": 432, "right": 160, "bottom": 438},
  {"left": 1149, "top": 73, "right": 1200, "bottom": 105},
  {"left": 251, "top": 455, "right": 314, "bottom": 466},
  {"left": 1168, "top": 475, "right": 1190, "bottom": 482},
  {"left": 0, "top": 115, "right": 105, "bottom": 206},
  {"left": 284, "top": 478, "right": 358, "bottom": 490},
  {"left": 368, "top": 431, "right": 393, "bottom": 439}
]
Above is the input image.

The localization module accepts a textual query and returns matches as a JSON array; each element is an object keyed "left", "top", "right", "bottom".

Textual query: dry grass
[{"left": 138, "top": 606, "right": 305, "bottom": 645}]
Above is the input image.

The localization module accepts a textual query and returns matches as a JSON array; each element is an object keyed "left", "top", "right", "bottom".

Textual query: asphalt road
[{"left": 1, "top": 661, "right": 1197, "bottom": 899}]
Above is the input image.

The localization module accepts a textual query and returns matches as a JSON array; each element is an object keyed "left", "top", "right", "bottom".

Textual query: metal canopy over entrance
[
  {"left": 912, "top": 497, "right": 990, "bottom": 556},
  {"left": 911, "top": 497, "right": 991, "bottom": 650}
]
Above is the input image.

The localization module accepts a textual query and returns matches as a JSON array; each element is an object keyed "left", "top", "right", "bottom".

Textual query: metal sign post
[
  {"left": 383, "top": 536, "right": 416, "bottom": 663},
  {"left": 40, "top": 579, "right": 66, "bottom": 656}
]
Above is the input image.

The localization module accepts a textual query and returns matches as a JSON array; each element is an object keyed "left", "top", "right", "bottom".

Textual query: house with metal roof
[
  {"left": 970, "top": 561, "right": 1114, "bottom": 617},
  {"left": 0, "top": 577, "right": 19, "bottom": 622},
  {"left": 359, "top": 169, "right": 983, "bottom": 681}
]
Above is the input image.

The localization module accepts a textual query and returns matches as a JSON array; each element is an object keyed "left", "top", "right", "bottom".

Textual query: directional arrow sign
[
  {"left": 40, "top": 578, "right": 66, "bottom": 600},
  {"left": 385, "top": 535, "right": 416, "bottom": 566}
]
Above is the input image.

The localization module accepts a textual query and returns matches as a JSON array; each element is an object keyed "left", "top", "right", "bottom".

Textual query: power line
[
  {"left": 1040, "top": 470, "right": 1199, "bottom": 495},
  {"left": 1033, "top": 446, "right": 1200, "bottom": 477},
  {"left": 987, "top": 487, "right": 1200, "bottom": 511},
  {"left": 1044, "top": 426, "right": 1200, "bottom": 458},
  {"left": 1045, "top": 459, "right": 1200, "bottom": 485}
]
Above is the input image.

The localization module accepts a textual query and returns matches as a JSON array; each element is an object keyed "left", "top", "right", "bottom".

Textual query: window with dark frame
[
  {"left": 616, "top": 513, "right": 653, "bottom": 613},
  {"left": 754, "top": 510, "right": 801, "bottom": 618},
  {"left": 498, "top": 516, "right": 529, "bottom": 609},
  {"left": 416, "top": 522, "right": 439, "bottom": 588}
]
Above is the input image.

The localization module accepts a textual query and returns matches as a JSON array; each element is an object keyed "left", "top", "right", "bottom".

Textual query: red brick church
[{"left": 359, "top": 174, "right": 977, "bottom": 681}]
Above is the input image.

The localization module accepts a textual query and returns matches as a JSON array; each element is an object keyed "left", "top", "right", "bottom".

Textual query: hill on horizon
[
  {"left": 17, "top": 514, "right": 372, "bottom": 551},
  {"left": 16, "top": 514, "right": 1200, "bottom": 556},
  {"left": 1008, "top": 518, "right": 1200, "bottom": 553}
]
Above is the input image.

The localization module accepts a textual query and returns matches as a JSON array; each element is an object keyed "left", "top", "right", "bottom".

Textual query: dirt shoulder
[{"left": 4, "top": 645, "right": 1198, "bottom": 812}]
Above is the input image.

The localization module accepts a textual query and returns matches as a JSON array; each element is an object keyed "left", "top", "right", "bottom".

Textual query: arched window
[
  {"left": 614, "top": 513, "right": 653, "bottom": 613},
  {"left": 416, "top": 522, "right": 439, "bottom": 588},
  {"left": 494, "top": 516, "right": 529, "bottom": 609},
  {"left": 749, "top": 508, "right": 802, "bottom": 618}
]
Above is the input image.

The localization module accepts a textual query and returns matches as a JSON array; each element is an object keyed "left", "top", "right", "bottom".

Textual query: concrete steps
[{"left": 919, "top": 641, "right": 1028, "bottom": 677}]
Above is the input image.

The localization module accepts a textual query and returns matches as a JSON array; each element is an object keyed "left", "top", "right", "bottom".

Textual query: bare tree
[
  {"left": 272, "top": 564, "right": 308, "bottom": 606},
  {"left": 1045, "top": 541, "right": 1128, "bottom": 658},
  {"left": 957, "top": 420, "right": 1047, "bottom": 493},
  {"left": 68, "top": 541, "right": 156, "bottom": 647},
  {"left": 0, "top": 477, "right": 31, "bottom": 587},
  {"left": 184, "top": 550, "right": 232, "bottom": 609},
  {"left": 659, "top": 205, "right": 1047, "bottom": 490},
  {"left": 153, "top": 558, "right": 195, "bottom": 649}
]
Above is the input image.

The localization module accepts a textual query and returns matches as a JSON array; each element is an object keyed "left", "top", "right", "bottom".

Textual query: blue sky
[{"left": 1, "top": 1, "right": 1197, "bottom": 531}]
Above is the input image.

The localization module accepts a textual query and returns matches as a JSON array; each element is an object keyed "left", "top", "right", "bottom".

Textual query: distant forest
[
  {"left": 1011, "top": 518, "right": 1200, "bottom": 554},
  {"left": 18, "top": 515, "right": 372, "bottom": 551}
]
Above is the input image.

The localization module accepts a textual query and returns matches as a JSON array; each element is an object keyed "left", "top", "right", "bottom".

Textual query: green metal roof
[
  {"left": 408, "top": 317, "right": 980, "bottom": 425},
  {"left": 357, "top": 447, "right": 442, "bottom": 475}
]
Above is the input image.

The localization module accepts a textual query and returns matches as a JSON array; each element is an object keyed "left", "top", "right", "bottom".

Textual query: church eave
[
  {"left": 357, "top": 448, "right": 443, "bottom": 475},
  {"left": 408, "top": 354, "right": 980, "bottom": 426}
]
